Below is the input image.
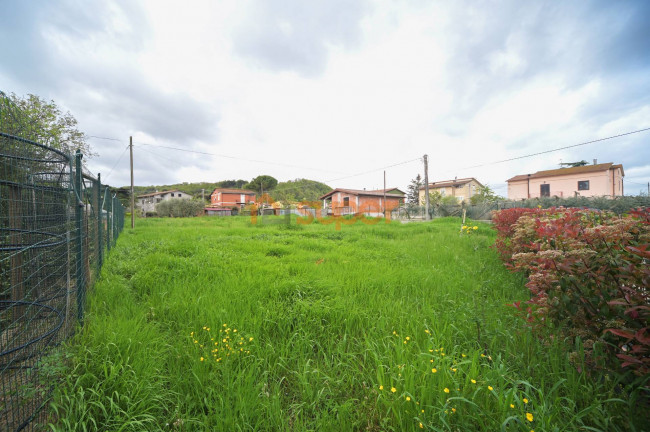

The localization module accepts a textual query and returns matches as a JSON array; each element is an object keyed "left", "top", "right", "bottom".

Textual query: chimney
[{"left": 593, "top": 159, "right": 597, "bottom": 165}]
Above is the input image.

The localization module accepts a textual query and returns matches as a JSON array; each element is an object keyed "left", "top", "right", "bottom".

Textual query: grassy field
[{"left": 49, "top": 216, "right": 643, "bottom": 431}]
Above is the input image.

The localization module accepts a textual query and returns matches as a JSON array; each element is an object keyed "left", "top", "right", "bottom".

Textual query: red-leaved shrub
[{"left": 495, "top": 207, "right": 650, "bottom": 375}]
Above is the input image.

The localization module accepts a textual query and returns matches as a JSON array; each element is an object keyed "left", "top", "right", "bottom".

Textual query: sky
[{"left": 1, "top": 0, "right": 649, "bottom": 196}]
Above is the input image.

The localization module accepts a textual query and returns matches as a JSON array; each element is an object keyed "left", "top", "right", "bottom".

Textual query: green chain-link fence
[{"left": 1, "top": 92, "right": 125, "bottom": 431}]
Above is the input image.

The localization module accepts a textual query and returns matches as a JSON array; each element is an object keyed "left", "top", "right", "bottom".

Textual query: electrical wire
[
  {"left": 103, "top": 144, "right": 131, "bottom": 182},
  {"left": 87, "top": 135, "right": 124, "bottom": 142},
  {"left": 132, "top": 141, "right": 347, "bottom": 175},
  {"left": 440, "top": 127, "right": 650, "bottom": 175}
]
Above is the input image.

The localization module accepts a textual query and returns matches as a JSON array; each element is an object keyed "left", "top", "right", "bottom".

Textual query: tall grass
[{"left": 49, "top": 217, "right": 644, "bottom": 431}]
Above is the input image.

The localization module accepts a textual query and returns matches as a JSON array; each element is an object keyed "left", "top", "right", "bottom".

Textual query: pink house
[{"left": 506, "top": 162, "right": 624, "bottom": 200}]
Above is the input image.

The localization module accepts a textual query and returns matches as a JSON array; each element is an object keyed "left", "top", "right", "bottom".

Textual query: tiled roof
[
  {"left": 506, "top": 163, "right": 623, "bottom": 182},
  {"left": 319, "top": 188, "right": 405, "bottom": 200},
  {"left": 137, "top": 189, "right": 186, "bottom": 198},
  {"left": 418, "top": 178, "right": 482, "bottom": 190},
  {"left": 370, "top": 188, "right": 407, "bottom": 195}
]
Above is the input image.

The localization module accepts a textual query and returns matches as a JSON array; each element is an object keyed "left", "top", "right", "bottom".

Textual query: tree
[
  {"left": 245, "top": 175, "right": 278, "bottom": 194},
  {"left": 406, "top": 174, "right": 422, "bottom": 205},
  {"left": 156, "top": 198, "right": 205, "bottom": 217},
  {"left": 270, "top": 178, "right": 331, "bottom": 203},
  {"left": 4, "top": 92, "right": 93, "bottom": 157},
  {"left": 429, "top": 191, "right": 459, "bottom": 206},
  {"left": 218, "top": 179, "right": 247, "bottom": 189},
  {"left": 469, "top": 185, "right": 503, "bottom": 205}
]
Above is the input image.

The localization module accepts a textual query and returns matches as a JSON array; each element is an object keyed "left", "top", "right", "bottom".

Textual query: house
[
  {"left": 506, "top": 162, "right": 624, "bottom": 200},
  {"left": 319, "top": 188, "right": 405, "bottom": 217},
  {"left": 418, "top": 178, "right": 483, "bottom": 204},
  {"left": 209, "top": 188, "right": 256, "bottom": 208},
  {"left": 137, "top": 190, "right": 190, "bottom": 214}
]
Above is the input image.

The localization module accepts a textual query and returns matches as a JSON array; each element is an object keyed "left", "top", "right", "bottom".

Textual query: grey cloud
[
  {"left": 439, "top": 0, "right": 650, "bottom": 121},
  {"left": 1, "top": 0, "right": 219, "bottom": 186},
  {"left": 232, "top": 0, "right": 369, "bottom": 76}
]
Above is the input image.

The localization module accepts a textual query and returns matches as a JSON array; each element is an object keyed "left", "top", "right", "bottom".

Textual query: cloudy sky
[{"left": 1, "top": 0, "right": 649, "bottom": 195}]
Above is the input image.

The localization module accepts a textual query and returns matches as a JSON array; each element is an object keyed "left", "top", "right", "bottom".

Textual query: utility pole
[
  {"left": 383, "top": 170, "right": 387, "bottom": 218},
  {"left": 423, "top": 154, "right": 430, "bottom": 220},
  {"left": 202, "top": 188, "right": 205, "bottom": 202},
  {"left": 130, "top": 136, "right": 134, "bottom": 229}
]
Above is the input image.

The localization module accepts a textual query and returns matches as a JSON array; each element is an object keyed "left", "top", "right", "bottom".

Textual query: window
[
  {"left": 456, "top": 196, "right": 464, "bottom": 202},
  {"left": 171, "top": 193, "right": 175, "bottom": 197},
  {"left": 343, "top": 197, "right": 350, "bottom": 206},
  {"left": 540, "top": 184, "right": 550, "bottom": 197},
  {"left": 141, "top": 199, "right": 144, "bottom": 204},
  {"left": 156, "top": 198, "right": 162, "bottom": 203},
  {"left": 578, "top": 180, "right": 589, "bottom": 191}
]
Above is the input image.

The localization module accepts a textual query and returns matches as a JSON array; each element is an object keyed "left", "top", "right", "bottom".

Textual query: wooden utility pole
[
  {"left": 202, "top": 188, "right": 205, "bottom": 202},
  {"left": 383, "top": 170, "right": 387, "bottom": 217},
  {"left": 423, "top": 154, "right": 430, "bottom": 220},
  {"left": 130, "top": 136, "right": 134, "bottom": 229}
]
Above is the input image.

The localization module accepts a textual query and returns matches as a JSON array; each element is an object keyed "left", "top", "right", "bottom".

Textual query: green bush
[{"left": 155, "top": 199, "right": 204, "bottom": 217}]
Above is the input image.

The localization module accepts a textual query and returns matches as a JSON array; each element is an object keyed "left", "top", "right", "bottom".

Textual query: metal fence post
[
  {"left": 107, "top": 192, "right": 112, "bottom": 252},
  {"left": 97, "top": 174, "right": 103, "bottom": 270},
  {"left": 75, "top": 150, "right": 85, "bottom": 322}
]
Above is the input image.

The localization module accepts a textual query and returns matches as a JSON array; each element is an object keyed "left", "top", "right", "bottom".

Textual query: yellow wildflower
[
  {"left": 523, "top": 398, "right": 529, "bottom": 404},
  {"left": 432, "top": 368, "right": 437, "bottom": 373},
  {"left": 419, "top": 423, "right": 423, "bottom": 429},
  {"left": 452, "top": 408, "right": 456, "bottom": 413},
  {"left": 249, "top": 337, "right": 254, "bottom": 341},
  {"left": 200, "top": 357, "right": 204, "bottom": 362},
  {"left": 391, "top": 387, "right": 397, "bottom": 393},
  {"left": 461, "top": 353, "right": 467, "bottom": 357},
  {"left": 406, "top": 396, "right": 411, "bottom": 401},
  {"left": 406, "top": 336, "right": 410, "bottom": 340},
  {"left": 379, "top": 385, "right": 383, "bottom": 390},
  {"left": 473, "top": 226, "right": 478, "bottom": 230},
  {"left": 444, "top": 388, "right": 450, "bottom": 393},
  {"left": 488, "top": 386, "right": 494, "bottom": 391},
  {"left": 526, "top": 413, "right": 533, "bottom": 422},
  {"left": 510, "top": 404, "right": 515, "bottom": 408},
  {"left": 471, "top": 379, "right": 476, "bottom": 384}
]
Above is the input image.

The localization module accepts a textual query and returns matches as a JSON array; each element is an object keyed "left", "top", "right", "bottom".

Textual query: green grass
[{"left": 49, "top": 216, "right": 644, "bottom": 431}]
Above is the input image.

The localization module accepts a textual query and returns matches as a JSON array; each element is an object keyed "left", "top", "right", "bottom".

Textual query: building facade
[
  {"left": 210, "top": 188, "right": 257, "bottom": 208},
  {"left": 319, "top": 188, "right": 405, "bottom": 217},
  {"left": 418, "top": 178, "right": 483, "bottom": 204},
  {"left": 136, "top": 190, "right": 190, "bottom": 214},
  {"left": 506, "top": 162, "right": 624, "bottom": 200}
]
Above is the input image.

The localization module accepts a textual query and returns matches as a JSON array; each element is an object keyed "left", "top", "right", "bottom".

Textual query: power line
[
  {"left": 625, "top": 179, "right": 649, "bottom": 186},
  {"left": 132, "top": 141, "right": 347, "bottom": 175},
  {"left": 103, "top": 144, "right": 131, "bottom": 182},
  {"left": 324, "top": 158, "right": 421, "bottom": 183},
  {"left": 87, "top": 135, "right": 124, "bottom": 142},
  {"left": 446, "top": 127, "right": 650, "bottom": 174}
]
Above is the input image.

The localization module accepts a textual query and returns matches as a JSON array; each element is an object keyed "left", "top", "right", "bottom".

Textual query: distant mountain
[
  {"left": 116, "top": 178, "right": 330, "bottom": 206},
  {"left": 270, "top": 179, "right": 332, "bottom": 203}
]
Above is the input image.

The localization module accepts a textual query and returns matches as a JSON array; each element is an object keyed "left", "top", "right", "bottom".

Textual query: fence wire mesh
[{"left": 1, "top": 92, "right": 125, "bottom": 431}]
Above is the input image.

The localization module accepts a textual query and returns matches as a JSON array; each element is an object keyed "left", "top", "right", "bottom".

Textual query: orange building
[
  {"left": 319, "top": 188, "right": 405, "bottom": 217},
  {"left": 210, "top": 188, "right": 256, "bottom": 208}
]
